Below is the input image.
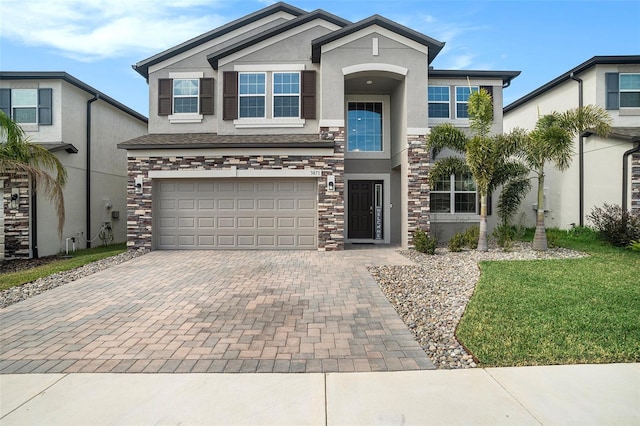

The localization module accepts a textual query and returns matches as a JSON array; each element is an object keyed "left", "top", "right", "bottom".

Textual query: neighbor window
[
  {"left": 239, "top": 73, "right": 266, "bottom": 118},
  {"left": 428, "top": 86, "right": 450, "bottom": 118},
  {"left": 273, "top": 72, "right": 300, "bottom": 118},
  {"left": 347, "top": 102, "right": 383, "bottom": 152},
  {"left": 173, "top": 79, "right": 199, "bottom": 114},
  {"left": 619, "top": 73, "right": 640, "bottom": 108},
  {"left": 430, "top": 173, "right": 477, "bottom": 213},
  {"left": 0, "top": 88, "right": 52, "bottom": 125},
  {"left": 455, "top": 86, "right": 479, "bottom": 118}
]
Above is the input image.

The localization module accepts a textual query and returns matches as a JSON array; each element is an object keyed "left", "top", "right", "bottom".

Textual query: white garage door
[{"left": 155, "top": 178, "right": 318, "bottom": 249}]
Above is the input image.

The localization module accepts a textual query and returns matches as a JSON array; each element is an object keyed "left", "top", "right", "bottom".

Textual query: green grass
[
  {"left": 456, "top": 230, "right": 640, "bottom": 367},
  {"left": 0, "top": 243, "right": 127, "bottom": 291}
]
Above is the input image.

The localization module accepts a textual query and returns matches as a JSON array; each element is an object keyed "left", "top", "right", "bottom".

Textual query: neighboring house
[
  {"left": 118, "top": 1, "right": 519, "bottom": 251},
  {"left": 504, "top": 56, "right": 640, "bottom": 230},
  {"left": 1, "top": 72, "right": 148, "bottom": 259}
]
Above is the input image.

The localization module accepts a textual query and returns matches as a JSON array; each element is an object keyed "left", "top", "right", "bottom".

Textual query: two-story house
[
  {"left": 504, "top": 56, "right": 640, "bottom": 229},
  {"left": 118, "top": 2, "right": 519, "bottom": 251},
  {"left": 1, "top": 72, "right": 148, "bottom": 259}
]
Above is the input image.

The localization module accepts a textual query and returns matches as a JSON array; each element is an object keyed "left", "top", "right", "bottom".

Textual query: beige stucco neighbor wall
[{"left": 504, "top": 64, "right": 640, "bottom": 229}]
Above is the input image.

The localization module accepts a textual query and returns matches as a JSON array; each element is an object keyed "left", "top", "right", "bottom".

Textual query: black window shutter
[
  {"left": 200, "top": 78, "right": 214, "bottom": 115},
  {"left": 480, "top": 85, "right": 494, "bottom": 111},
  {"left": 301, "top": 70, "right": 316, "bottom": 119},
  {"left": 223, "top": 71, "right": 238, "bottom": 120},
  {"left": 158, "top": 78, "right": 173, "bottom": 116},
  {"left": 605, "top": 73, "right": 619, "bottom": 110},
  {"left": 0, "top": 89, "right": 10, "bottom": 117},
  {"left": 38, "top": 88, "right": 53, "bottom": 125}
]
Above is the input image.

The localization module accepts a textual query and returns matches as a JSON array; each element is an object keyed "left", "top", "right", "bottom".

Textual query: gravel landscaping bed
[
  {"left": 370, "top": 242, "right": 588, "bottom": 369},
  {"left": 0, "top": 249, "right": 146, "bottom": 308}
]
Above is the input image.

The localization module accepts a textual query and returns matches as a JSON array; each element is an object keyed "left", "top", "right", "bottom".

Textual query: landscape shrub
[
  {"left": 413, "top": 229, "right": 437, "bottom": 255},
  {"left": 492, "top": 223, "right": 514, "bottom": 251},
  {"left": 463, "top": 225, "right": 480, "bottom": 249},
  {"left": 447, "top": 232, "right": 466, "bottom": 252},
  {"left": 587, "top": 203, "right": 640, "bottom": 247},
  {"left": 629, "top": 240, "right": 640, "bottom": 252}
]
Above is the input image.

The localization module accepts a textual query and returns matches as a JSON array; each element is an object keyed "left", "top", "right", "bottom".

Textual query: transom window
[
  {"left": 430, "top": 173, "right": 477, "bottom": 213},
  {"left": 11, "top": 89, "right": 38, "bottom": 124},
  {"left": 428, "top": 86, "right": 450, "bottom": 118},
  {"left": 173, "top": 79, "right": 199, "bottom": 114},
  {"left": 347, "top": 102, "right": 383, "bottom": 152},
  {"left": 239, "top": 73, "right": 266, "bottom": 118},
  {"left": 620, "top": 73, "right": 640, "bottom": 108},
  {"left": 273, "top": 72, "right": 300, "bottom": 118},
  {"left": 455, "top": 86, "right": 479, "bottom": 118}
]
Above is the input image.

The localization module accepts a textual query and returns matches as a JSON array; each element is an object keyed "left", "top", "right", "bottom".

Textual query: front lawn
[
  {"left": 456, "top": 232, "right": 640, "bottom": 367},
  {"left": 0, "top": 243, "right": 127, "bottom": 291}
]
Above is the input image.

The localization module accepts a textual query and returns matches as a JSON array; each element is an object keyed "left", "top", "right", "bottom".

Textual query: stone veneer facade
[
  {"left": 632, "top": 152, "right": 640, "bottom": 215},
  {"left": 2, "top": 174, "right": 31, "bottom": 259},
  {"left": 126, "top": 130, "right": 345, "bottom": 251},
  {"left": 407, "top": 134, "right": 431, "bottom": 245}
]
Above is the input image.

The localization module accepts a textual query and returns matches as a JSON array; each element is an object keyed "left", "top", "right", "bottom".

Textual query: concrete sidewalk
[{"left": 1, "top": 363, "right": 638, "bottom": 425}]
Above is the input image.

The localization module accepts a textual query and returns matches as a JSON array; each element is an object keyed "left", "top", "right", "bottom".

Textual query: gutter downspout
[
  {"left": 570, "top": 72, "right": 584, "bottom": 226},
  {"left": 622, "top": 141, "right": 640, "bottom": 213},
  {"left": 86, "top": 94, "right": 99, "bottom": 248}
]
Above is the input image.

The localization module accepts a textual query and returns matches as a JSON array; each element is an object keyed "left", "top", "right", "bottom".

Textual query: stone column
[
  {"left": 3, "top": 173, "right": 31, "bottom": 259},
  {"left": 319, "top": 127, "right": 345, "bottom": 251},
  {"left": 406, "top": 134, "right": 430, "bottom": 246}
]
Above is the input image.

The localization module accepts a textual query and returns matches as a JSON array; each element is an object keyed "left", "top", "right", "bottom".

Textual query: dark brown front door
[{"left": 348, "top": 181, "right": 374, "bottom": 239}]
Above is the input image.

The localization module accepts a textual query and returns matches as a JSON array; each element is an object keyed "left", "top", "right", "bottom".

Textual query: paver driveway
[{"left": 0, "top": 248, "right": 435, "bottom": 373}]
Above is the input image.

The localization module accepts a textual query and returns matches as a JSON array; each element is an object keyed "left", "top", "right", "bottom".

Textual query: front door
[{"left": 348, "top": 180, "right": 383, "bottom": 239}]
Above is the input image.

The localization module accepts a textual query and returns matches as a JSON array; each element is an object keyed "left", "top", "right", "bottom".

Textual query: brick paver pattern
[{"left": 0, "top": 249, "right": 435, "bottom": 373}]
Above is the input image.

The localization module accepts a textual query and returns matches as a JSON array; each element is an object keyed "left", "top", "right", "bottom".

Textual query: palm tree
[
  {"left": 428, "top": 89, "right": 530, "bottom": 251},
  {"left": 519, "top": 105, "right": 611, "bottom": 251},
  {"left": 0, "top": 111, "right": 67, "bottom": 237}
]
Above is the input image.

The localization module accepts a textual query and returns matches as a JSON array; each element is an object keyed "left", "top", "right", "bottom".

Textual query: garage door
[{"left": 155, "top": 178, "right": 318, "bottom": 249}]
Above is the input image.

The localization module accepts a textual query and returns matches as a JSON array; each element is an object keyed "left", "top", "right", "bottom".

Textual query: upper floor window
[
  {"left": 239, "top": 73, "right": 266, "bottom": 118},
  {"left": 430, "top": 172, "right": 477, "bottom": 213},
  {"left": 173, "top": 79, "right": 199, "bottom": 114},
  {"left": 347, "top": 102, "right": 383, "bottom": 152},
  {"left": 455, "top": 86, "right": 479, "bottom": 118},
  {"left": 0, "top": 88, "right": 52, "bottom": 125},
  {"left": 619, "top": 73, "right": 640, "bottom": 108},
  {"left": 428, "top": 86, "right": 450, "bottom": 118},
  {"left": 273, "top": 72, "right": 300, "bottom": 118}
]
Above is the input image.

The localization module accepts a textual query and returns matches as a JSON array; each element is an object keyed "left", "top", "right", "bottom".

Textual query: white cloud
[{"left": 0, "top": 0, "right": 229, "bottom": 61}]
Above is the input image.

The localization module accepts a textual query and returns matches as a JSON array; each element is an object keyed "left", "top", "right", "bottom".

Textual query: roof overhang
[
  {"left": 39, "top": 143, "right": 79, "bottom": 154},
  {"left": 311, "top": 15, "right": 444, "bottom": 64},
  {"left": 583, "top": 127, "right": 640, "bottom": 143},
  {"left": 118, "top": 133, "right": 334, "bottom": 150},
  {"left": 429, "top": 69, "right": 521, "bottom": 86}
]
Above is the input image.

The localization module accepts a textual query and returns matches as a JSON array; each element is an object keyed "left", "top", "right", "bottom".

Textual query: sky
[{"left": 1, "top": 0, "right": 638, "bottom": 117}]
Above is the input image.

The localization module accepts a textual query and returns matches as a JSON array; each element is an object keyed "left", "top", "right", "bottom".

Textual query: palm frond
[
  {"left": 428, "top": 156, "right": 469, "bottom": 183},
  {"left": 559, "top": 104, "right": 612, "bottom": 137},
  {"left": 498, "top": 176, "right": 532, "bottom": 225},
  {"left": 427, "top": 123, "right": 467, "bottom": 157}
]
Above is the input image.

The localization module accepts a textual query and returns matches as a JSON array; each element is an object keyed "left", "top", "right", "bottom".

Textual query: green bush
[
  {"left": 492, "top": 223, "right": 514, "bottom": 251},
  {"left": 413, "top": 229, "right": 437, "bottom": 255},
  {"left": 546, "top": 228, "right": 561, "bottom": 248},
  {"left": 463, "top": 225, "right": 479, "bottom": 249},
  {"left": 629, "top": 240, "right": 640, "bottom": 252},
  {"left": 447, "top": 232, "right": 466, "bottom": 252},
  {"left": 587, "top": 203, "right": 640, "bottom": 247}
]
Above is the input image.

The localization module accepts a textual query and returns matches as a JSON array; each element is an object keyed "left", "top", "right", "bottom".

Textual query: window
[
  {"left": 173, "top": 79, "right": 199, "bottom": 114},
  {"left": 0, "top": 88, "right": 52, "bottom": 125},
  {"left": 239, "top": 73, "right": 266, "bottom": 118},
  {"left": 273, "top": 72, "right": 300, "bottom": 118},
  {"left": 430, "top": 173, "right": 477, "bottom": 213},
  {"left": 455, "top": 86, "right": 479, "bottom": 118},
  {"left": 619, "top": 73, "right": 640, "bottom": 108},
  {"left": 428, "top": 86, "right": 450, "bottom": 118},
  {"left": 347, "top": 102, "right": 383, "bottom": 152}
]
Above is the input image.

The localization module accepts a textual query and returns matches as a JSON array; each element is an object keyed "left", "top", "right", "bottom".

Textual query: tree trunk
[
  {"left": 477, "top": 192, "right": 488, "bottom": 252},
  {"left": 532, "top": 169, "right": 548, "bottom": 251}
]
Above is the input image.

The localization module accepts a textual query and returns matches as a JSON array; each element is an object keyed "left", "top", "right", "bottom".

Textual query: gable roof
[
  {"left": 504, "top": 55, "right": 640, "bottom": 113},
  {"left": 132, "top": 2, "right": 308, "bottom": 79},
  {"left": 429, "top": 69, "right": 521, "bottom": 86},
  {"left": 208, "top": 9, "right": 351, "bottom": 70},
  {"left": 311, "top": 15, "right": 445, "bottom": 64},
  {"left": 0, "top": 71, "right": 147, "bottom": 123}
]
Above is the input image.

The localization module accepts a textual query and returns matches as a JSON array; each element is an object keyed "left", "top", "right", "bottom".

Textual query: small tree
[
  {"left": 519, "top": 105, "right": 611, "bottom": 250},
  {"left": 0, "top": 111, "right": 68, "bottom": 237},
  {"left": 428, "top": 88, "right": 530, "bottom": 251}
]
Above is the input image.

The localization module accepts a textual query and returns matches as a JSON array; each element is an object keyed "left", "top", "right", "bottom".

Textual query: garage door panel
[{"left": 156, "top": 178, "right": 317, "bottom": 249}]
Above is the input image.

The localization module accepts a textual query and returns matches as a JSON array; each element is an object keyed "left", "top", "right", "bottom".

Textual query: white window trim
[
  {"left": 455, "top": 86, "right": 479, "bottom": 119},
  {"left": 428, "top": 85, "right": 450, "bottom": 119},
  {"left": 430, "top": 173, "right": 478, "bottom": 214},
  {"left": 619, "top": 73, "right": 640, "bottom": 109},
  {"left": 238, "top": 72, "right": 267, "bottom": 119},
  {"left": 11, "top": 88, "right": 38, "bottom": 125},
  {"left": 168, "top": 72, "right": 204, "bottom": 122},
  {"left": 272, "top": 71, "right": 301, "bottom": 119},
  {"left": 345, "top": 95, "right": 390, "bottom": 160}
]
